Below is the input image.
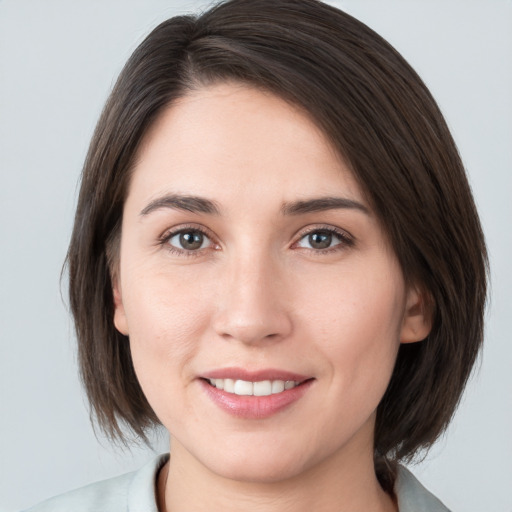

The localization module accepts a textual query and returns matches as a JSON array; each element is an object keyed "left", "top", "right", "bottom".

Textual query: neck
[{"left": 159, "top": 440, "right": 397, "bottom": 512}]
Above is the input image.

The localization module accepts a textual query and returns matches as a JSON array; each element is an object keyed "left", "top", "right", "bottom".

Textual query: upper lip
[{"left": 201, "top": 367, "right": 311, "bottom": 382}]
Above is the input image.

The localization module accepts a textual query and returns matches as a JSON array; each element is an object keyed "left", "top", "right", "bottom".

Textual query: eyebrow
[
  {"left": 140, "top": 194, "right": 221, "bottom": 216},
  {"left": 281, "top": 197, "right": 370, "bottom": 216},
  {"left": 139, "top": 194, "right": 369, "bottom": 218}
]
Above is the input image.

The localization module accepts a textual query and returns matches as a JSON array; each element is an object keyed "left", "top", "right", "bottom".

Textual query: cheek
[
  {"left": 296, "top": 261, "right": 405, "bottom": 385},
  {"left": 120, "top": 267, "right": 212, "bottom": 400},
  {"left": 299, "top": 257, "right": 404, "bottom": 331}
]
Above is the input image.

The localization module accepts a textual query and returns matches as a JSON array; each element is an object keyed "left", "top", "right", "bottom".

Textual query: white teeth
[
  {"left": 224, "top": 379, "right": 235, "bottom": 393},
  {"left": 234, "top": 379, "right": 253, "bottom": 396},
  {"left": 271, "top": 380, "right": 285, "bottom": 393},
  {"left": 208, "top": 378, "right": 300, "bottom": 396},
  {"left": 253, "top": 380, "right": 272, "bottom": 396}
]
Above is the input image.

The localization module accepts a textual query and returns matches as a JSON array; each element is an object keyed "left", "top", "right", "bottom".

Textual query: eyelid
[
  {"left": 158, "top": 223, "right": 219, "bottom": 255},
  {"left": 292, "top": 224, "right": 355, "bottom": 252},
  {"left": 156, "top": 223, "right": 354, "bottom": 256}
]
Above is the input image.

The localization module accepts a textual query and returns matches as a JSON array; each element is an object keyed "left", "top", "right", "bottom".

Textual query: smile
[{"left": 208, "top": 378, "right": 299, "bottom": 396}]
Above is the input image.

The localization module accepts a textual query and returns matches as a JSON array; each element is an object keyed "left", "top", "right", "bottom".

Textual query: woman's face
[{"left": 113, "top": 83, "right": 428, "bottom": 483}]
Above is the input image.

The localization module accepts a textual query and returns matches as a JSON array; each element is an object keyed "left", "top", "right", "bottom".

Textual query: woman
[{"left": 25, "top": 0, "right": 487, "bottom": 510}]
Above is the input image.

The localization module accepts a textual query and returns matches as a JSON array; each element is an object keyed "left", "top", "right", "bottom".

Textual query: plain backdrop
[{"left": 1, "top": 1, "right": 511, "bottom": 511}]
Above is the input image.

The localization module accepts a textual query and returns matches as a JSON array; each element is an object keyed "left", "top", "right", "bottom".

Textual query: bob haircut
[{"left": 67, "top": 0, "right": 487, "bottom": 489}]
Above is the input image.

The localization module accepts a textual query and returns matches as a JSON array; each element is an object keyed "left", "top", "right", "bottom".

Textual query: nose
[{"left": 212, "top": 252, "right": 293, "bottom": 345}]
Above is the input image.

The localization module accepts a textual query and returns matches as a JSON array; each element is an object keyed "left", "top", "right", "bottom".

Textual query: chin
[{"left": 189, "top": 435, "right": 323, "bottom": 485}]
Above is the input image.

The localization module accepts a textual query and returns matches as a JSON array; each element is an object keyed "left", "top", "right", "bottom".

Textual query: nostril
[{"left": 212, "top": 291, "right": 293, "bottom": 344}]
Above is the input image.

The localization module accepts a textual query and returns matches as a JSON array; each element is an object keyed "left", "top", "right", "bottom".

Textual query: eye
[
  {"left": 167, "top": 229, "right": 212, "bottom": 251},
  {"left": 295, "top": 228, "right": 353, "bottom": 251}
]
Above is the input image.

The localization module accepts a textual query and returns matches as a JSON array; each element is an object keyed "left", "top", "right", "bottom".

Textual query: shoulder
[
  {"left": 395, "top": 465, "right": 452, "bottom": 512},
  {"left": 23, "top": 453, "right": 168, "bottom": 512},
  {"left": 22, "top": 472, "right": 134, "bottom": 512}
]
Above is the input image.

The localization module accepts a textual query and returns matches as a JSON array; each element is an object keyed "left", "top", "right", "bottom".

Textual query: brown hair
[{"left": 67, "top": 0, "right": 487, "bottom": 490}]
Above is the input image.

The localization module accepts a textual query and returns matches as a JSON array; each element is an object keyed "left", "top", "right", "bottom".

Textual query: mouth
[
  {"left": 205, "top": 378, "right": 303, "bottom": 396},
  {"left": 199, "top": 369, "right": 314, "bottom": 419}
]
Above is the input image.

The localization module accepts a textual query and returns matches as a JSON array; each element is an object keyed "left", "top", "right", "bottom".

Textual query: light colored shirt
[{"left": 24, "top": 454, "right": 451, "bottom": 512}]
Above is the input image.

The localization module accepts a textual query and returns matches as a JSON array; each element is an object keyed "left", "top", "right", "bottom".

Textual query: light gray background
[{"left": 1, "top": 1, "right": 510, "bottom": 511}]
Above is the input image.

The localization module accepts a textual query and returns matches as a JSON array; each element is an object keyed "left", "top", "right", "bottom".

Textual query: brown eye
[
  {"left": 308, "top": 231, "right": 332, "bottom": 249},
  {"left": 296, "top": 228, "right": 352, "bottom": 252},
  {"left": 168, "top": 230, "right": 210, "bottom": 251}
]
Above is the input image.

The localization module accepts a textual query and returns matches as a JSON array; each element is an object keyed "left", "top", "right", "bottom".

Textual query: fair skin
[{"left": 113, "top": 83, "right": 430, "bottom": 512}]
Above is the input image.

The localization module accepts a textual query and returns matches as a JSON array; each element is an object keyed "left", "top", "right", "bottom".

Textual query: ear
[
  {"left": 112, "top": 277, "right": 129, "bottom": 336},
  {"left": 400, "top": 286, "right": 432, "bottom": 344}
]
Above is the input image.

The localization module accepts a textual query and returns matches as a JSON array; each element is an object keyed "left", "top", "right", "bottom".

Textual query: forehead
[{"left": 128, "top": 83, "right": 366, "bottom": 211}]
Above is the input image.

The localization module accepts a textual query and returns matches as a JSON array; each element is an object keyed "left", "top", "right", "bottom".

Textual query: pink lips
[
  {"left": 202, "top": 367, "right": 309, "bottom": 382},
  {"left": 199, "top": 367, "right": 313, "bottom": 420}
]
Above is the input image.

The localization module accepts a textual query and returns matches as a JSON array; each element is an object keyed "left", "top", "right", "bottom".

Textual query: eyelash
[
  {"left": 158, "top": 224, "right": 355, "bottom": 257},
  {"left": 293, "top": 225, "right": 355, "bottom": 254},
  {"left": 158, "top": 224, "right": 217, "bottom": 258}
]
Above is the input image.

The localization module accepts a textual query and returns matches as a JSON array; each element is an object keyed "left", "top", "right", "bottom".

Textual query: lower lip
[{"left": 200, "top": 379, "right": 313, "bottom": 419}]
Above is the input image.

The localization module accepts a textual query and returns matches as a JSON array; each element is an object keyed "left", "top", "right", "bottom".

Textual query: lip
[
  {"left": 201, "top": 367, "right": 310, "bottom": 382},
  {"left": 199, "top": 367, "right": 314, "bottom": 420}
]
